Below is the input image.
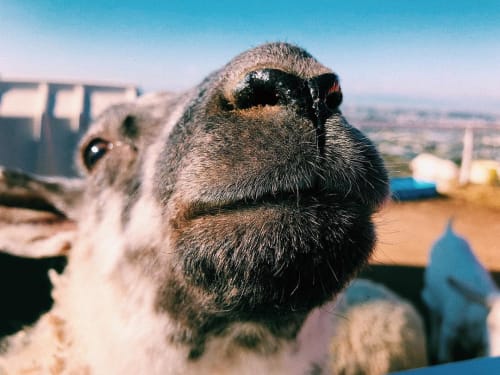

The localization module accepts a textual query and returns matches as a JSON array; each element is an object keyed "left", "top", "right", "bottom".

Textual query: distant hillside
[{"left": 343, "top": 105, "right": 500, "bottom": 129}]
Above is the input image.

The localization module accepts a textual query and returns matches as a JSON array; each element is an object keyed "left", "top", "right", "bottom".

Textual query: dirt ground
[{"left": 371, "top": 185, "right": 500, "bottom": 271}]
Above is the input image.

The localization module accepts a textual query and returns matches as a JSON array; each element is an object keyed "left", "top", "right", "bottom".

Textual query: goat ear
[
  {"left": 447, "top": 276, "right": 489, "bottom": 307},
  {"left": 0, "top": 167, "right": 84, "bottom": 258}
]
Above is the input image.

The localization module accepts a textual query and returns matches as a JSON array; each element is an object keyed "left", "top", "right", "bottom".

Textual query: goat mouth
[
  {"left": 183, "top": 188, "right": 349, "bottom": 221},
  {"left": 171, "top": 186, "right": 376, "bottom": 317}
]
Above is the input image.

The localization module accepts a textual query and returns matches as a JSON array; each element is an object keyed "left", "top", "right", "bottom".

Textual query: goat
[
  {"left": 448, "top": 275, "right": 500, "bottom": 358},
  {"left": 422, "top": 219, "right": 496, "bottom": 363},
  {"left": 0, "top": 43, "right": 388, "bottom": 374}
]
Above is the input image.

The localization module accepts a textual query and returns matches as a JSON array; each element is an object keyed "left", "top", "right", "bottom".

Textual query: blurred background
[
  {"left": 1, "top": 0, "right": 499, "bottom": 177},
  {"left": 1, "top": 2, "right": 500, "bottom": 366}
]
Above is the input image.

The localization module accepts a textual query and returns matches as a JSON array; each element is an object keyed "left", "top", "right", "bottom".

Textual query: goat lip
[{"left": 183, "top": 189, "right": 345, "bottom": 221}]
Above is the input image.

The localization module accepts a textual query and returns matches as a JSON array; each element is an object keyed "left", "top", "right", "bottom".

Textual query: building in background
[{"left": 0, "top": 79, "right": 138, "bottom": 176}]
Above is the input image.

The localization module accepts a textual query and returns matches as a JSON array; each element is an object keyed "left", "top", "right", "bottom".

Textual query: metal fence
[{"left": 0, "top": 79, "right": 138, "bottom": 176}]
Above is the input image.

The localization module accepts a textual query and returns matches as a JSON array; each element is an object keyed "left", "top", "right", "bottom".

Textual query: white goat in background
[
  {"left": 448, "top": 275, "right": 500, "bottom": 358},
  {"left": 422, "top": 219, "right": 497, "bottom": 363}
]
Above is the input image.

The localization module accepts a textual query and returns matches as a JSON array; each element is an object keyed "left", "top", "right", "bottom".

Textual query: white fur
[
  {"left": 1, "top": 266, "right": 337, "bottom": 374},
  {"left": 330, "top": 279, "right": 428, "bottom": 375},
  {"left": 0, "top": 224, "right": 74, "bottom": 257}
]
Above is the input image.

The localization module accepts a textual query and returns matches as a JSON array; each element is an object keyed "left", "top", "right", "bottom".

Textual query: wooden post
[{"left": 459, "top": 126, "right": 474, "bottom": 186}]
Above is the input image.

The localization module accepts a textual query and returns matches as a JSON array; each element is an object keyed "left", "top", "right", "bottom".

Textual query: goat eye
[{"left": 82, "top": 138, "right": 112, "bottom": 171}]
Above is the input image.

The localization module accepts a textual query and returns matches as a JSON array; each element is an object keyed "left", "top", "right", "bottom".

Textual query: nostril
[
  {"left": 233, "top": 70, "right": 280, "bottom": 109},
  {"left": 308, "top": 73, "right": 343, "bottom": 112},
  {"left": 325, "top": 80, "right": 343, "bottom": 110},
  {"left": 232, "top": 69, "right": 306, "bottom": 110}
]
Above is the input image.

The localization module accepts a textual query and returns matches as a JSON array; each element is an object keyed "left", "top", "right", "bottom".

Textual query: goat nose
[{"left": 233, "top": 69, "right": 342, "bottom": 122}]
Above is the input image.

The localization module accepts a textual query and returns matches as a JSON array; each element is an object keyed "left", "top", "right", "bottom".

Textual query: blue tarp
[
  {"left": 391, "top": 356, "right": 500, "bottom": 374},
  {"left": 390, "top": 177, "right": 438, "bottom": 201}
]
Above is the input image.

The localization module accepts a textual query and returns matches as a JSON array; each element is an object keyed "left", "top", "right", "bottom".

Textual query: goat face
[{"left": 75, "top": 43, "right": 388, "bottom": 342}]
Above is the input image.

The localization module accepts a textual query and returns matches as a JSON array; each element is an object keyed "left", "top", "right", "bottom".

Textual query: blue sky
[{"left": 1, "top": 0, "right": 499, "bottom": 113}]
